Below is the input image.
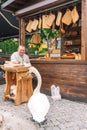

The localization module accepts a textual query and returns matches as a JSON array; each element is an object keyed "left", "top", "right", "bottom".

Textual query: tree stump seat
[{"left": 1, "top": 65, "right": 33, "bottom": 105}]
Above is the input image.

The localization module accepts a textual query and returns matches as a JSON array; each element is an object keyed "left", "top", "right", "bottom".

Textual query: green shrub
[{"left": 0, "top": 39, "right": 18, "bottom": 54}]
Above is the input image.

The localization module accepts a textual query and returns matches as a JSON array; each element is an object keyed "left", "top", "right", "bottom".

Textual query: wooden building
[{"left": 1, "top": 0, "right": 87, "bottom": 101}]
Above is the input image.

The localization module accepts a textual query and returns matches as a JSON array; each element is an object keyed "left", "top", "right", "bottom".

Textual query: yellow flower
[{"left": 39, "top": 44, "right": 47, "bottom": 51}]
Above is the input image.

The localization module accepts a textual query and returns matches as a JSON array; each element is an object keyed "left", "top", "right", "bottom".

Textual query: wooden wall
[{"left": 31, "top": 59, "right": 87, "bottom": 100}]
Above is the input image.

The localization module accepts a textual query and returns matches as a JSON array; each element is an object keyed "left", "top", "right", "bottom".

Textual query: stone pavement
[{"left": 0, "top": 84, "right": 87, "bottom": 130}]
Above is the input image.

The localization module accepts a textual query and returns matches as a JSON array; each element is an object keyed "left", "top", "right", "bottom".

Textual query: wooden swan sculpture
[{"left": 28, "top": 66, "right": 50, "bottom": 123}]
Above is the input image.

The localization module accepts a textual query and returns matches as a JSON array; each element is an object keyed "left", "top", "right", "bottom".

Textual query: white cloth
[{"left": 10, "top": 52, "right": 31, "bottom": 66}]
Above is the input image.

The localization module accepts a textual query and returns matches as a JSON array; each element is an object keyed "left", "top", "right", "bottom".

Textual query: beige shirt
[{"left": 11, "top": 52, "right": 31, "bottom": 66}]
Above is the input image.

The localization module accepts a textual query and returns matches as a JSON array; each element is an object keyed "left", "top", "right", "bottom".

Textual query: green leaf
[{"left": 39, "top": 28, "right": 60, "bottom": 41}]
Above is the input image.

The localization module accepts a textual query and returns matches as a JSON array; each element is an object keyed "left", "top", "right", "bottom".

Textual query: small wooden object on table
[{"left": 1, "top": 65, "right": 33, "bottom": 105}]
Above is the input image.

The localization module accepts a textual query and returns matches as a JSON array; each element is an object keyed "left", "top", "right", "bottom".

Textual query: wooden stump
[{"left": 1, "top": 65, "right": 33, "bottom": 105}]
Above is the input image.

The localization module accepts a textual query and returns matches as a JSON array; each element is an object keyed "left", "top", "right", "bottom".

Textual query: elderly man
[
  {"left": 11, "top": 45, "right": 37, "bottom": 89},
  {"left": 11, "top": 45, "right": 31, "bottom": 66}
]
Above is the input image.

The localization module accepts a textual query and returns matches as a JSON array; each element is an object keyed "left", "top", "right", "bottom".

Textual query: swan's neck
[{"left": 28, "top": 66, "right": 42, "bottom": 94}]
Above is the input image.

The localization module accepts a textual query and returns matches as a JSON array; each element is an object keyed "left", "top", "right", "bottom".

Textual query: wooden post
[
  {"left": 19, "top": 18, "right": 25, "bottom": 46},
  {"left": 81, "top": 0, "right": 87, "bottom": 60},
  {"left": 86, "top": 0, "right": 87, "bottom": 61}
]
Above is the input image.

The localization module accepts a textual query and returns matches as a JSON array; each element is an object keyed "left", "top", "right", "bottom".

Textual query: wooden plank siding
[{"left": 31, "top": 59, "right": 87, "bottom": 99}]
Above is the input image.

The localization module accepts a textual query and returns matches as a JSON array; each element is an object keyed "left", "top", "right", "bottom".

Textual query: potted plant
[{"left": 39, "top": 28, "right": 60, "bottom": 56}]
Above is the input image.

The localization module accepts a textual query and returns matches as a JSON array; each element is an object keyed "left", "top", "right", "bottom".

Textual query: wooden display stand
[{"left": 1, "top": 65, "right": 33, "bottom": 105}]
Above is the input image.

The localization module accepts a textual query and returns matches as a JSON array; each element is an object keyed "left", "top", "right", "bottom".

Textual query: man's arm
[{"left": 10, "top": 52, "right": 19, "bottom": 63}]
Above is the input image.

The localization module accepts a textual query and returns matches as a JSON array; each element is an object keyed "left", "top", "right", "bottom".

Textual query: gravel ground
[
  {"left": 1, "top": 84, "right": 87, "bottom": 130},
  {"left": 0, "top": 84, "right": 38, "bottom": 130}
]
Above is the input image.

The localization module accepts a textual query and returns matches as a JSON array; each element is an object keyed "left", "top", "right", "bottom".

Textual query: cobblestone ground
[{"left": 0, "top": 84, "right": 87, "bottom": 130}]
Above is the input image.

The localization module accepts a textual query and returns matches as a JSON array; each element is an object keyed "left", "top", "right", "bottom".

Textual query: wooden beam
[
  {"left": 81, "top": 0, "right": 87, "bottom": 60},
  {"left": 1, "top": 0, "right": 14, "bottom": 9},
  {"left": 86, "top": 0, "right": 87, "bottom": 61},
  {"left": 14, "top": 0, "right": 58, "bottom": 16},
  {"left": 19, "top": 18, "right": 25, "bottom": 46},
  {"left": 15, "top": 0, "right": 26, "bottom": 5}
]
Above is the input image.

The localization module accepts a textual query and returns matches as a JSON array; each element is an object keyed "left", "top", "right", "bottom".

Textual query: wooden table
[{"left": 1, "top": 65, "right": 33, "bottom": 105}]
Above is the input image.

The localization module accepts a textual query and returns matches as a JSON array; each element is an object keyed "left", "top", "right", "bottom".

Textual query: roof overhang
[
  {"left": 14, "top": 0, "right": 59, "bottom": 17},
  {"left": 0, "top": 3, "right": 19, "bottom": 40},
  {"left": 1, "top": 0, "right": 80, "bottom": 18}
]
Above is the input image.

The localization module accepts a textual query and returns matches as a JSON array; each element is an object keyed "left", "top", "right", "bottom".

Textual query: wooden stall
[{"left": 1, "top": 0, "right": 87, "bottom": 101}]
